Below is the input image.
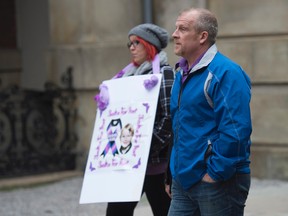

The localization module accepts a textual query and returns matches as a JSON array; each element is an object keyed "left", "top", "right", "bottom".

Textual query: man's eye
[{"left": 180, "top": 27, "right": 188, "bottom": 31}]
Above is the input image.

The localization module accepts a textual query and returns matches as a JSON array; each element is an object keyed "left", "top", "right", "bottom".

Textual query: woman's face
[
  {"left": 120, "top": 129, "right": 133, "bottom": 147},
  {"left": 128, "top": 35, "right": 147, "bottom": 65}
]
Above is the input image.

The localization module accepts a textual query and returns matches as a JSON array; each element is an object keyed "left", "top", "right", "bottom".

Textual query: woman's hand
[{"left": 165, "top": 183, "right": 172, "bottom": 198}]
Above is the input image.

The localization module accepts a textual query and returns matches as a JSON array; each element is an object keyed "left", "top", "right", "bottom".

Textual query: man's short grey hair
[{"left": 180, "top": 8, "right": 218, "bottom": 45}]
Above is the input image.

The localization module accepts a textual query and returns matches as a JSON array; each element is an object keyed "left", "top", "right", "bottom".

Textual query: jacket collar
[{"left": 175, "top": 44, "right": 218, "bottom": 74}]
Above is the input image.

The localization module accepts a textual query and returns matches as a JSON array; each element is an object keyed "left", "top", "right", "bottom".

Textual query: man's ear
[{"left": 199, "top": 31, "right": 209, "bottom": 44}]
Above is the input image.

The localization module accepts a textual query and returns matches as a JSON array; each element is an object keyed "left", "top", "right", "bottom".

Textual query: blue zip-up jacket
[{"left": 170, "top": 45, "right": 252, "bottom": 190}]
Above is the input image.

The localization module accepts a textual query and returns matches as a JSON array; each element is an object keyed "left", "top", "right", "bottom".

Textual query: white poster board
[{"left": 79, "top": 74, "right": 162, "bottom": 204}]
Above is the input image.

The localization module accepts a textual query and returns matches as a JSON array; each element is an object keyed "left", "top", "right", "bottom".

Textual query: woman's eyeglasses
[{"left": 127, "top": 40, "right": 140, "bottom": 48}]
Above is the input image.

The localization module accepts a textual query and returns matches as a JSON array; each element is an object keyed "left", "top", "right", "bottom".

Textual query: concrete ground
[{"left": 0, "top": 171, "right": 288, "bottom": 216}]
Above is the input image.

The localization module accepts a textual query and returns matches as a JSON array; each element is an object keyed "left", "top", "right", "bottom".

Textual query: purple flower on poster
[
  {"left": 94, "top": 84, "right": 109, "bottom": 116},
  {"left": 143, "top": 75, "right": 158, "bottom": 90}
]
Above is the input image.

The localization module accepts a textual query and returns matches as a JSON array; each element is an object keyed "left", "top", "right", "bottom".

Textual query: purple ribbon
[
  {"left": 100, "top": 141, "right": 119, "bottom": 157},
  {"left": 143, "top": 54, "right": 160, "bottom": 90}
]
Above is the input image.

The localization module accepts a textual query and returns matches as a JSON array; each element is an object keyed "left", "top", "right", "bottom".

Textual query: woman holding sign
[{"left": 103, "top": 24, "right": 174, "bottom": 216}]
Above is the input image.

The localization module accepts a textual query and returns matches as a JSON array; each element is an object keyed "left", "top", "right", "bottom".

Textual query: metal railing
[{"left": 0, "top": 67, "right": 77, "bottom": 178}]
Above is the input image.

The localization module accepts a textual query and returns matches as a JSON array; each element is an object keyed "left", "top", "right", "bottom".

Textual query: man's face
[{"left": 172, "top": 11, "right": 201, "bottom": 59}]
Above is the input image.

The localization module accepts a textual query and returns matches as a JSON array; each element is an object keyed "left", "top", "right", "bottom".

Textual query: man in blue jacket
[{"left": 166, "top": 8, "right": 252, "bottom": 216}]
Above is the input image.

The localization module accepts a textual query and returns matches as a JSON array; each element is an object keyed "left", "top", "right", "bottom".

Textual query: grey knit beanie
[{"left": 128, "top": 23, "right": 169, "bottom": 51}]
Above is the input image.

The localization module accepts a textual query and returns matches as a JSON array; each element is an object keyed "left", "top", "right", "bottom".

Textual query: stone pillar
[{"left": 17, "top": 0, "right": 50, "bottom": 90}]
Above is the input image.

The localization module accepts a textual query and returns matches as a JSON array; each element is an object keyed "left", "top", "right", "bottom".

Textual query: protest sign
[{"left": 80, "top": 74, "right": 162, "bottom": 204}]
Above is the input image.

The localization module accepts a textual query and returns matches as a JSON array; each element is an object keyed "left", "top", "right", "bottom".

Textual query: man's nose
[{"left": 172, "top": 30, "right": 178, "bottom": 38}]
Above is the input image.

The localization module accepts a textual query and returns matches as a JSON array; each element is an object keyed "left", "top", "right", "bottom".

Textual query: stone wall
[
  {"left": 208, "top": 0, "right": 288, "bottom": 179},
  {"left": 48, "top": 0, "right": 143, "bottom": 88}
]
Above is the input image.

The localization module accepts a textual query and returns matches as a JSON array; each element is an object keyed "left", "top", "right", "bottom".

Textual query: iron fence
[{"left": 0, "top": 67, "right": 77, "bottom": 178}]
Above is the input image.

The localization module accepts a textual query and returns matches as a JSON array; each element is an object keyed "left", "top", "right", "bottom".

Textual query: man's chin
[
  {"left": 173, "top": 45, "right": 180, "bottom": 54},
  {"left": 174, "top": 49, "right": 181, "bottom": 56}
]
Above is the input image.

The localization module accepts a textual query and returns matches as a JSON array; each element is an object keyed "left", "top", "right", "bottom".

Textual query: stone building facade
[{"left": 1, "top": 0, "right": 288, "bottom": 180}]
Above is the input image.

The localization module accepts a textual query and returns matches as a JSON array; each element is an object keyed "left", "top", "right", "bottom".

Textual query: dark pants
[
  {"left": 168, "top": 173, "right": 251, "bottom": 216},
  {"left": 106, "top": 173, "right": 171, "bottom": 216}
]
